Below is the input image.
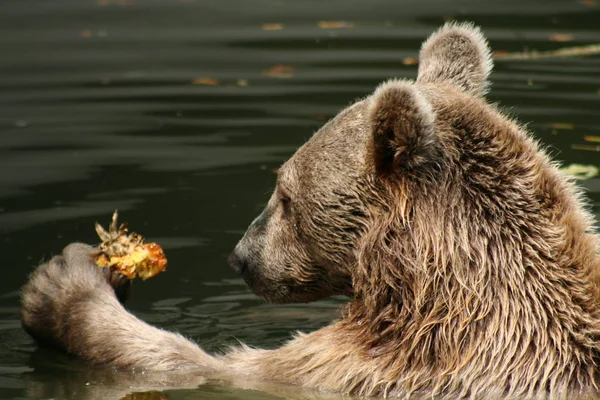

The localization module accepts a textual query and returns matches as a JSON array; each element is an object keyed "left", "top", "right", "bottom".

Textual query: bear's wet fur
[{"left": 21, "top": 23, "right": 600, "bottom": 398}]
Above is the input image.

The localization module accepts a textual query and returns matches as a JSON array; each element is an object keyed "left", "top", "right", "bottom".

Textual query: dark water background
[{"left": 0, "top": 0, "right": 599, "bottom": 399}]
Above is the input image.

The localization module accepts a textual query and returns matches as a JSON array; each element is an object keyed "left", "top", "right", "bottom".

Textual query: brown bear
[{"left": 21, "top": 22, "right": 600, "bottom": 399}]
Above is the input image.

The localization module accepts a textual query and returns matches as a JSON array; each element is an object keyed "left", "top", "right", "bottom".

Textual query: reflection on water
[{"left": 0, "top": 0, "right": 599, "bottom": 399}]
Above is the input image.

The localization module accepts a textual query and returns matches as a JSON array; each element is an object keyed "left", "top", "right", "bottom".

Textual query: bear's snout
[{"left": 227, "top": 249, "right": 248, "bottom": 275}]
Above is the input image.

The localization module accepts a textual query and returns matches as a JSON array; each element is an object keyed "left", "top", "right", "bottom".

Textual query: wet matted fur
[{"left": 21, "top": 23, "right": 600, "bottom": 399}]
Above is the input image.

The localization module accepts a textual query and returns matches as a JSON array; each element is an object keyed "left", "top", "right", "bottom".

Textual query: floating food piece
[
  {"left": 571, "top": 144, "right": 600, "bottom": 152},
  {"left": 262, "top": 23, "right": 284, "bottom": 31},
  {"left": 548, "top": 33, "right": 574, "bottom": 43},
  {"left": 262, "top": 65, "right": 295, "bottom": 78},
  {"left": 192, "top": 77, "right": 219, "bottom": 85},
  {"left": 548, "top": 123, "right": 574, "bottom": 130},
  {"left": 493, "top": 44, "right": 600, "bottom": 60},
  {"left": 560, "top": 164, "right": 599, "bottom": 180},
  {"left": 94, "top": 211, "right": 167, "bottom": 280},
  {"left": 584, "top": 135, "right": 600, "bottom": 143},
  {"left": 317, "top": 21, "right": 355, "bottom": 29}
]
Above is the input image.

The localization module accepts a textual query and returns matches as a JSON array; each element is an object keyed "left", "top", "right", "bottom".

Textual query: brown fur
[{"left": 21, "top": 22, "right": 600, "bottom": 399}]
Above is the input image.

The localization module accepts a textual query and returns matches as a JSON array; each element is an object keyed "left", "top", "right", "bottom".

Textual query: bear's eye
[{"left": 280, "top": 194, "right": 292, "bottom": 219}]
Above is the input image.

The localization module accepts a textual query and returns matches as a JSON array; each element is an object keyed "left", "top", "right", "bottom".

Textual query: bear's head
[{"left": 228, "top": 21, "right": 600, "bottom": 317}]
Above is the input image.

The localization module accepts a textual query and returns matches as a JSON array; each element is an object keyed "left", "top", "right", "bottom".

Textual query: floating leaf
[
  {"left": 560, "top": 164, "right": 599, "bottom": 180},
  {"left": 192, "top": 78, "right": 219, "bottom": 85},
  {"left": 236, "top": 79, "right": 249, "bottom": 87},
  {"left": 317, "top": 21, "right": 355, "bottom": 29},
  {"left": 584, "top": 136, "right": 600, "bottom": 143},
  {"left": 262, "top": 23, "right": 284, "bottom": 31},
  {"left": 403, "top": 57, "right": 418, "bottom": 65},
  {"left": 79, "top": 30, "right": 93, "bottom": 38},
  {"left": 572, "top": 144, "right": 600, "bottom": 152},
  {"left": 580, "top": 0, "right": 597, "bottom": 6},
  {"left": 548, "top": 123, "right": 574, "bottom": 130},
  {"left": 548, "top": 33, "right": 574, "bottom": 42},
  {"left": 262, "top": 65, "right": 295, "bottom": 78}
]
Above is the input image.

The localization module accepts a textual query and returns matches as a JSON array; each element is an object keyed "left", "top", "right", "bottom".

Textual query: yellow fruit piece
[{"left": 94, "top": 211, "right": 167, "bottom": 280}]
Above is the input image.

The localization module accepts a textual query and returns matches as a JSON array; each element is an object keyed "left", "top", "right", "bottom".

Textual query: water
[{"left": 0, "top": 0, "right": 599, "bottom": 399}]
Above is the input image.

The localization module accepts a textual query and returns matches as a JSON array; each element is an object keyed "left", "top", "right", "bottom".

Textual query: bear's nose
[{"left": 227, "top": 250, "right": 248, "bottom": 275}]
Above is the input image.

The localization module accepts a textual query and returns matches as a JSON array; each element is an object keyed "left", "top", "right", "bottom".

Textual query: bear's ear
[
  {"left": 417, "top": 22, "right": 493, "bottom": 97},
  {"left": 369, "top": 79, "right": 440, "bottom": 175}
]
